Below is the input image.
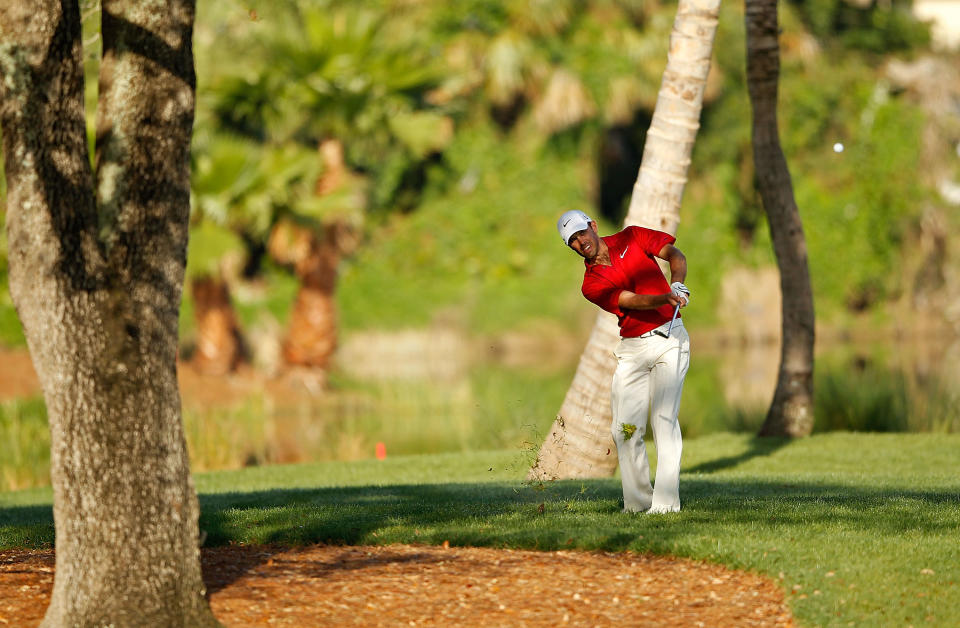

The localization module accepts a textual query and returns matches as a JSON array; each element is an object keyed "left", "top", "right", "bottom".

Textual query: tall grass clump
[
  {"left": 180, "top": 365, "right": 568, "bottom": 474},
  {"left": 183, "top": 398, "right": 274, "bottom": 472},
  {"left": 815, "top": 362, "right": 960, "bottom": 433},
  {"left": 0, "top": 398, "right": 49, "bottom": 490}
]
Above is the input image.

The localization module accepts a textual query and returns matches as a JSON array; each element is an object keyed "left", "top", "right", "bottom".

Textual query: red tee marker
[{"left": 375, "top": 442, "right": 387, "bottom": 460}]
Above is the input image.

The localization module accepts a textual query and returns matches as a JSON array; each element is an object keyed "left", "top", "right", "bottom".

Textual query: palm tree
[
  {"left": 202, "top": 4, "right": 453, "bottom": 371},
  {"left": 530, "top": 0, "right": 723, "bottom": 481},
  {"left": 273, "top": 139, "right": 364, "bottom": 370},
  {"left": 191, "top": 274, "right": 245, "bottom": 375},
  {"left": 189, "top": 132, "right": 321, "bottom": 373},
  {"left": 746, "top": 0, "right": 816, "bottom": 437}
]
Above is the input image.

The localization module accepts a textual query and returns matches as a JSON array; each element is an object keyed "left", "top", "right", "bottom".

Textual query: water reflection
[
  {"left": 685, "top": 328, "right": 960, "bottom": 435},
  {"left": 333, "top": 326, "right": 960, "bottom": 441},
  {"left": 2, "top": 327, "right": 958, "bottom": 491}
]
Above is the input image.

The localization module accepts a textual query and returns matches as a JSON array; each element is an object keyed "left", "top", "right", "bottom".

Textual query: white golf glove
[{"left": 670, "top": 281, "right": 691, "bottom": 306}]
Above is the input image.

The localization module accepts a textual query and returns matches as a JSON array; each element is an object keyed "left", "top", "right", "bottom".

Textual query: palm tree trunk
[
  {"left": 746, "top": 0, "right": 816, "bottom": 437},
  {"left": 191, "top": 275, "right": 245, "bottom": 375},
  {"left": 282, "top": 229, "right": 339, "bottom": 370},
  {"left": 275, "top": 139, "right": 358, "bottom": 372},
  {"left": 528, "top": 312, "right": 621, "bottom": 479},
  {"left": 530, "top": 0, "right": 722, "bottom": 481}
]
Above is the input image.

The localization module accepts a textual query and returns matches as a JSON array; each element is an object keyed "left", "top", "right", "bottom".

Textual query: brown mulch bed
[{"left": 1, "top": 544, "right": 792, "bottom": 626}]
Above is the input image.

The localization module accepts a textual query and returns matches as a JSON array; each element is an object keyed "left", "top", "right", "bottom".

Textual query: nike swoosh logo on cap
[
  {"left": 620, "top": 246, "right": 628, "bottom": 258},
  {"left": 563, "top": 219, "right": 572, "bottom": 227}
]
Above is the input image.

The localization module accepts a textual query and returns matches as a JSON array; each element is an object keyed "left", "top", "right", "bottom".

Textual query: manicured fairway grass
[{"left": 2, "top": 432, "right": 958, "bottom": 626}]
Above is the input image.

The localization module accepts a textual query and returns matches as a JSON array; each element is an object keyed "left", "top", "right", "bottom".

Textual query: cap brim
[{"left": 561, "top": 219, "right": 591, "bottom": 245}]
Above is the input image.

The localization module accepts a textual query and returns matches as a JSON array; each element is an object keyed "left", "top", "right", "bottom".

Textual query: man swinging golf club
[{"left": 558, "top": 210, "right": 691, "bottom": 514}]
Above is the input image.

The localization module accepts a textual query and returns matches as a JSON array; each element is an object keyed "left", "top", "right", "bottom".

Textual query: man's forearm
[
  {"left": 618, "top": 290, "right": 675, "bottom": 311},
  {"left": 657, "top": 244, "right": 687, "bottom": 283},
  {"left": 669, "top": 252, "right": 687, "bottom": 284}
]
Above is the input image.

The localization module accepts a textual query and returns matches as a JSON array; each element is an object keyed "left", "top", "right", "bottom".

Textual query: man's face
[{"left": 567, "top": 222, "right": 600, "bottom": 260}]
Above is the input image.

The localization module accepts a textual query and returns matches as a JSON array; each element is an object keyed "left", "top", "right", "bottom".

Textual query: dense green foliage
[
  {"left": 3, "top": 433, "right": 959, "bottom": 626},
  {"left": 0, "top": 399, "right": 48, "bottom": 490},
  {"left": 790, "top": 0, "right": 930, "bottom": 52},
  {"left": 183, "top": 0, "right": 945, "bottom": 340},
  {"left": 0, "top": 0, "right": 949, "bottom": 345}
]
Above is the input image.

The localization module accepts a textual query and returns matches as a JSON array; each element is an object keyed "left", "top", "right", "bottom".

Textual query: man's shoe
[{"left": 647, "top": 504, "right": 680, "bottom": 514}]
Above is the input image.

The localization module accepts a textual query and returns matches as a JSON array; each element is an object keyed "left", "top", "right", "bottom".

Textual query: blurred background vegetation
[{"left": 2, "top": 0, "right": 959, "bottom": 488}]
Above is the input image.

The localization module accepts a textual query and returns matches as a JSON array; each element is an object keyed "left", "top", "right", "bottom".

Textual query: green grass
[
  {"left": 2, "top": 432, "right": 958, "bottom": 626},
  {"left": 0, "top": 398, "right": 50, "bottom": 490}
]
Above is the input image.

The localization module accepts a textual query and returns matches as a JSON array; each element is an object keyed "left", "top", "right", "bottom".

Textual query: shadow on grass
[
  {"left": 0, "top": 503, "right": 54, "bottom": 551},
  {"left": 3, "top": 476, "right": 957, "bottom": 591},
  {"left": 683, "top": 437, "right": 791, "bottom": 474},
  {"left": 189, "top": 475, "right": 957, "bottom": 588}
]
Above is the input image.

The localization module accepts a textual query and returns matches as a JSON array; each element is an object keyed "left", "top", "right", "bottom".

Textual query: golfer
[{"left": 558, "top": 210, "right": 691, "bottom": 514}]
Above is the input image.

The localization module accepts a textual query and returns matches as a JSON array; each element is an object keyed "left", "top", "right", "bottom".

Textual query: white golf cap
[{"left": 557, "top": 209, "right": 592, "bottom": 245}]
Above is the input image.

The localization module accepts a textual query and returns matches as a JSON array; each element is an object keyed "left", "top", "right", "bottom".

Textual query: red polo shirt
[{"left": 581, "top": 226, "right": 677, "bottom": 337}]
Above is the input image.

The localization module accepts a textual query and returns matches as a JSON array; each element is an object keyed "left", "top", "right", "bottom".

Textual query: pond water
[
  {"left": 2, "top": 326, "right": 959, "bottom": 490},
  {"left": 215, "top": 326, "right": 960, "bottom": 470}
]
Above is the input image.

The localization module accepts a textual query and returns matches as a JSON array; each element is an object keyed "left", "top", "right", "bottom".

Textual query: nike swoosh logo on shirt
[{"left": 620, "top": 246, "right": 628, "bottom": 259}]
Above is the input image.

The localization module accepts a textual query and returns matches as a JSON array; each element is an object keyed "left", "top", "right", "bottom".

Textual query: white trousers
[{"left": 611, "top": 320, "right": 690, "bottom": 513}]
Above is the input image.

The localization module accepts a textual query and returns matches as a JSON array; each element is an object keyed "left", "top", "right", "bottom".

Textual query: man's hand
[
  {"left": 670, "top": 282, "right": 690, "bottom": 307},
  {"left": 666, "top": 293, "right": 685, "bottom": 308}
]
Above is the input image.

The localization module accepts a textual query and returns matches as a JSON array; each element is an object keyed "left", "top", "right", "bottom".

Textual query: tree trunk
[
  {"left": 746, "top": 0, "right": 816, "bottom": 437},
  {"left": 528, "top": 312, "right": 621, "bottom": 480},
  {"left": 0, "top": 1, "right": 219, "bottom": 625},
  {"left": 530, "top": 0, "right": 722, "bottom": 481},
  {"left": 281, "top": 225, "right": 340, "bottom": 370},
  {"left": 272, "top": 138, "right": 361, "bottom": 372},
  {"left": 191, "top": 275, "right": 245, "bottom": 375}
]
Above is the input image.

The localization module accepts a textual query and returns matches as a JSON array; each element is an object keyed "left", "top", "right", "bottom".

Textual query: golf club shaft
[{"left": 666, "top": 302, "right": 680, "bottom": 336}]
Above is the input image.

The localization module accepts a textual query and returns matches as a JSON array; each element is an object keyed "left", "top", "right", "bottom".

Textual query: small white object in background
[{"left": 833, "top": 142, "right": 844, "bottom": 153}]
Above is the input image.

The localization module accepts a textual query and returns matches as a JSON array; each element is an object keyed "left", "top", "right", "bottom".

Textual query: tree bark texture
[
  {"left": 745, "top": 0, "right": 816, "bottom": 437},
  {"left": 0, "top": 1, "right": 218, "bottom": 625},
  {"left": 530, "top": 0, "right": 721, "bottom": 481}
]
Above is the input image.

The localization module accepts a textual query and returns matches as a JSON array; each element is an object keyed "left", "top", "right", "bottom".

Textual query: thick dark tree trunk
[
  {"left": 745, "top": 0, "right": 816, "bottom": 437},
  {"left": 0, "top": 0, "right": 218, "bottom": 625}
]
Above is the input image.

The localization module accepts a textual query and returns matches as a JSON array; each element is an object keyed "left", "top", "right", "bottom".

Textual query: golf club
[{"left": 655, "top": 302, "right": 681, "bottom": 338}]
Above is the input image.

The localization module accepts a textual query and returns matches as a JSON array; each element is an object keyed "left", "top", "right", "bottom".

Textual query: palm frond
[
  {"left": 533, "top": 68, "right": 597, "bottom": 133},
  {"left": 485, "top": 31, "right": 534, "bottom": 106},
  {"left": 389, "top": 112, "right": 455, "bottom": 159},
  {"left": 507, "top": 0, "right": 578, "bottom": 37}
]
